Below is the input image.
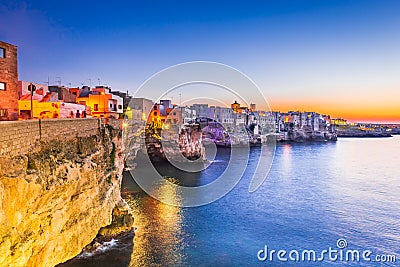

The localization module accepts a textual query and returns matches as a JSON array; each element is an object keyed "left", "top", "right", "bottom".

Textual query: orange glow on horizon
[
  {"left": 182, "top": 96, "right": 399, "bottom": 124},
  {"left": 268, "top": 98, "right": 400, "bottom": 124}
]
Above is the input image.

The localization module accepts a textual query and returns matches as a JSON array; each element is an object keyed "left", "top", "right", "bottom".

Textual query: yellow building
[
  {"left": 231, "top": 100, "right": 248, "bottom": 114},
  {"left": 18, "top": 100, "right": 85, "bottom": 119},
  {"left": 231, "top": 101, "right": 240, "bottom": 112},
  {"left": 331, "top": 118, "right": 348, "bottom": 126}
]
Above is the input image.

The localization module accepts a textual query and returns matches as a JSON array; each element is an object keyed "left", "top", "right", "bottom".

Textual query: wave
[
  {"left": 77, "top": 239, "right": 119, "bottom": 259},
  {"left": 210, "top": 159, "right": 225, "bottom": 163}
]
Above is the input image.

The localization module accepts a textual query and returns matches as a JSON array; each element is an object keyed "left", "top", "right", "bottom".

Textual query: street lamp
[
  {"left": 28, "top": 83, "right": 36, "bottom": 119},
  {"left": 101, "top": 91, "right": 106, "bottom": 117}
]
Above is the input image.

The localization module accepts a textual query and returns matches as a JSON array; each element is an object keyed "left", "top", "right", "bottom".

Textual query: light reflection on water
[{"left": 124, "top": 182, "right": 186, "bottom": 267}]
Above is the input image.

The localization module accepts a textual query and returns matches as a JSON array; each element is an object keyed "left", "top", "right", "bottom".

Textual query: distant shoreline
[
  {"left": 337, "top": 132, "right": 392, "bottom": 138},
  {"left": 337, "top": 135, "right": 392, "bottom": 138}
]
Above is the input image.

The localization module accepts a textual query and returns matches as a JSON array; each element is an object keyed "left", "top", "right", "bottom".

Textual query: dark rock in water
[
  {"left": 57, "top": 199, "right": 135, "bottom": 267},
  {"left": 57, "top": 230, "right": 135, "bottom": 267}
]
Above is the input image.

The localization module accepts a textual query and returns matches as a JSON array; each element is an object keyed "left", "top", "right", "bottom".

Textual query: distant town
[{"left": 1, "top": 40, "right": 399, "bottom": 142}]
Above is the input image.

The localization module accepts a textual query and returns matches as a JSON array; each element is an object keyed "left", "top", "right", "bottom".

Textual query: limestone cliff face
[{"left": 0, "top": 121, "right": 128, "bottom": 267}]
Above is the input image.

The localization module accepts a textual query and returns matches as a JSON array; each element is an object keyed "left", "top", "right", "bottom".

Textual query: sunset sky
[{"left": 1, "top": 0, "right": 399, "bottom": 123}]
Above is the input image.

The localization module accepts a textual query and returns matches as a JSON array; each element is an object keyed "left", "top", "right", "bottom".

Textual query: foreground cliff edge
[{"left": 0, "top": 118, "right": 134, "bottom": 267}]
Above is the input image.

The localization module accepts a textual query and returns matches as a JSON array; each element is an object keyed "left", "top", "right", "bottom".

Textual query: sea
[{"left": 59, "top": 135, "right": 400, "bottom": 266}]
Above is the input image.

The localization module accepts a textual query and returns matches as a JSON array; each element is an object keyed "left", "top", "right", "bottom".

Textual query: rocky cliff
[{"left": 0, "top": 119, "right": 132, "bottom": 267}]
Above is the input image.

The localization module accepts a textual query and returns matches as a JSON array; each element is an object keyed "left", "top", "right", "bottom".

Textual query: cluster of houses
[
  {"left": 127, "top": 98, "right": 272, "bottom": 133},
  {"left": 272, "top": 111, "right": 335, "bottom": 133},
  {"left": 136, "top": 98, "right": 334, "bottom": 131},
  {"left": 271, "top": 111, "right": 337, "bottom": 141},
  {"left": 0, "top": 40, "right": 130, "bottom": 121},
  {"left": 18, "top": 83, "right": 128, "bottom": 120},
  {"left": 128, "top": 97, "right": 338, "bottom": 142},
  {"left": 0, "top": 40, "right": 341, "bottom": 142}
]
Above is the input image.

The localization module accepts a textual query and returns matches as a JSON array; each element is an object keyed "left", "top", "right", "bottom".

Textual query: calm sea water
[{"left": 61, "top": 136, "right": 400, "bottom": 266}]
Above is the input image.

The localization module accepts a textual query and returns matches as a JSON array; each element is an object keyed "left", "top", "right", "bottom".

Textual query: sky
[{"left": 1, "top": 0, "right": 399, "bottom": 123}]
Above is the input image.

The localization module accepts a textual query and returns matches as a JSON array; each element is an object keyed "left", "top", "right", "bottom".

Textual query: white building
[
  {"left": 166, "top": 106, "right": 196, "bottom": 125},
  {"left": 192, "top": 103, "right": 210, "bottom": 118},
  {"left": 18, "top": 81, "right": 49, "bottom": 99}
]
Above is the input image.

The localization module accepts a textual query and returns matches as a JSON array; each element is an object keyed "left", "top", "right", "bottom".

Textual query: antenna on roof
[{"left": 55, "top": 77, "right": 61, "bottom": 86}]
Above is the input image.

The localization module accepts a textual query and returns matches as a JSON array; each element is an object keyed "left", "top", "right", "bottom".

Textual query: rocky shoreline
[
  {"left": 276, "top": 130, "right": 337, "bottom": 142},
  {"left": 0, "top": 119, "right": 135, "bottom": 267},
  {"left": 337, "top": 130, "right": 392, "bottom": 138},
  {"left": 57, "top": 230, "right": 135, "bottom": 267}
]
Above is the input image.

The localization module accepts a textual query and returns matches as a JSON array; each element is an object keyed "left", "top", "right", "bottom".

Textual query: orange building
[
  {"left": 147, "top": 100, "right": 174, "bottom": 128},
  {"left": 76, "top": 86, "right": 123, "bottom": 119},
  {"left": 231, "top": 100, "right": 240, "bottom": 112},
  {"left": 231, "top": 100, "right": 248, "bottom": 114}
]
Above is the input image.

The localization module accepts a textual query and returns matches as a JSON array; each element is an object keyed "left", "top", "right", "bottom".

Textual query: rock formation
[{"left": 0, "top": 120, "right": 133, "bottom": 267}]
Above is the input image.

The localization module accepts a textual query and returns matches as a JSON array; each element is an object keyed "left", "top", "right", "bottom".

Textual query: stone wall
[
  {"left": 0, "top": 118, "right": 131, "bottom": 267},
  {"left": 0, "top": 41, "right": 18, "bottom": 121},
  {"left": 0, "top": 118, "right": 100, "bottom": 157}
]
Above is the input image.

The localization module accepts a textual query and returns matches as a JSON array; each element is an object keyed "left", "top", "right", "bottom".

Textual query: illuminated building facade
[
  {"left": 231, "top": 100, "right": 248, "bottom": 114},
  {"left": 76, "top": 86, "right": 123, "bottom": 118},
  {"left": 18, "top": 100, "right": 85, "bottom": 119},
  {"left": 331, "top": 118, "right": 348, "bottom": 126},
  {"left": 147, "top": 99, "right": 174, "bottom": 128}
]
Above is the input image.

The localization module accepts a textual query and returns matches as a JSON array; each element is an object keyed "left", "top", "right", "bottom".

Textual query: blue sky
[{"left": 1, "top": 0, "right": 399, "bottom": 122}]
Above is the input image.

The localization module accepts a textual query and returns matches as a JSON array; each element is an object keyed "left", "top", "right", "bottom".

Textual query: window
[
  {"left": 0, "top": 48, "right": 5, "bottom": 58},
  {"left": 118, "top": 105, "right": 122, "bottom": 110},
  {"left": 0, "top": 82, "right": 5, "bottom": 91},
  {"left": 94, "top": 104, "right": 98, "bottom": 111},
  {"left": 0, "top": 109, "right": 8, "bottom": 117}
]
